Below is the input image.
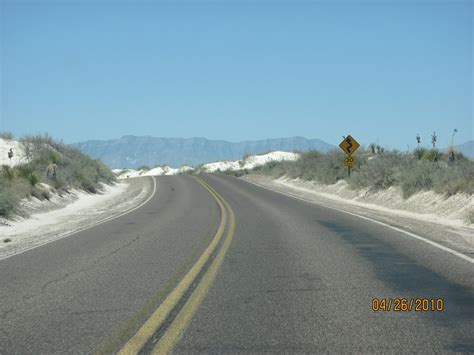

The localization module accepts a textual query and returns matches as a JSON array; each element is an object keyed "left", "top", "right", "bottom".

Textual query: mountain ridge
[
  {"left": 72, "top": 135, "right": 335, "bottom": 168},
  {"left": 453, "top": 140, "right": 473, "bottom": 159}
]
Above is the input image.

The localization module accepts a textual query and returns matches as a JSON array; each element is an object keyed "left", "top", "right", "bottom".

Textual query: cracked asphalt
[
  {"left": 0, "top": 176, "right": 220, "bottom": 354},
  {"left": 1, "top": 174, "right": 473, "bottom": 353}
]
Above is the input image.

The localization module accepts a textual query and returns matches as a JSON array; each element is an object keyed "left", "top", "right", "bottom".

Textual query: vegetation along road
[{"left": 0, "top": 174, "right": 473, "bottom": 353}]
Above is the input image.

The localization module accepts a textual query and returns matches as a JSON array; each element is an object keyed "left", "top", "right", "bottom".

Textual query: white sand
[
  {"left": 201, "top": 151, "right": 300, "bottom": 173},
  {"left": 0, "top": 178, "right": 153, "bottom": 259},
  {"left": 113, "top": 151, "right": 299, "bottom": 178},
  {"left": 113, "top": 165, "right": 193, "bottom": 179},
  {"left": 0, "top": 138, "right": 26, "bottom": 167},
  {"left": 273, "top": 177, "right": 474, "bottom": 228}
]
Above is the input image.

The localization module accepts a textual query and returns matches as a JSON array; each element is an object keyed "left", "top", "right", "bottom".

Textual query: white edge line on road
[
  {"left": 243, "top": 178, "right": 474, "bottom": 265},
  {"left": 0, "top": 176, "right": 157, "bottom": 261}
]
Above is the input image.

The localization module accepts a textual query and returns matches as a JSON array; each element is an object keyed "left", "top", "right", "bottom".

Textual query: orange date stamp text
[{"left": 371, "top": 298, "right": 444, "bottom": 312}]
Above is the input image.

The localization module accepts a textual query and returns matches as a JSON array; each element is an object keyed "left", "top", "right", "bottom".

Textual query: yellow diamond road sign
[{"left": 339, "top": 135, "right": 360, "bottom": 156}]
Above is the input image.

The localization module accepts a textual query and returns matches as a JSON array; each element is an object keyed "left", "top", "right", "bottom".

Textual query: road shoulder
[
  {"left": 242, "top": 174, "right": 474, "bottom": 258},
  {"left": 0, "top": 177, "right": 154, "bottom": 259}
]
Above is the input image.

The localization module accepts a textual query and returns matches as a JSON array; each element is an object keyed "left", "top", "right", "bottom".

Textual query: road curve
[{"left": 0, "top": 174, "right": 473, "bottom": 354}]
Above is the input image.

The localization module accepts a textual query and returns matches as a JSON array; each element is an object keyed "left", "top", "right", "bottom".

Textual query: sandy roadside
[
  {"left": 0, "top": 177, "right": 154, "bottom": 260},
  {"left": 242, "top": 174, "right": 474, "bottom": 256}
]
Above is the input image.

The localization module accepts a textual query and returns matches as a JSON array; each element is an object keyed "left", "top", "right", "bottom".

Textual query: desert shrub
[
  {"left": 239, "top": 153, "right": 251, "bottom": 168},
  {"left": 0, "top": 131, "right": 14, "bottom": 140},
  {"left": 27, "top": 172, "right": 39, "bottom": 186},
  {"left": 245, "top": 147, "right": 473, "bottom": 199},
  {"left": 253, "top": 160, "right": 286, "bottom": 178},
  {"left": 1, "top": 165, "right": 15, "bottom": 181},
  {"left": 15, "top": 165, "right": 38, "bottom": 186},
  {"left": 19, "top": 137, "right": 115, "bottom": 191},
  {"left": 350, "top": 152, "right": 408, "bottom": 191},
  {"left": 91, "top": 159, "right": 116, "bottom": 184},
  {"left": 16, "top": 164, "right": 34, "bottom": 179},
  {"left": 20, "top": 133, "right": 57, "bottom": 150},
  {"left": 413, "top": 147, "right": 427, "bottom": 160},
  {"left": 423, "top": 148, "right": 444, "bottom": 162},
  {"left": 52, "top": 178, "right": 68, "bottom": 191},
  {"left": 30, "top": 186, "right": 51, "bottom": 201},
  {"left": 72, "top": 164, "right": 100, "bottom": 193},
  {"left": 296, "top": 150, "right": 349, "bottom": 184},
  {"left": 432, "top": 160, "right": 474, "bottom": 196},
  {"left": 0, "top": 188, "right": 20, "bottom": 217},
  {"left": 397, "top": 156, "right": 474, "bottom": 197},
  {"left": 466, "top": 209, "right": 474, "bottom": 224},
  {"left": 452, "top": 151, "right": 470, "bottom": 162},
  {"left": 250, "top": 150, "right": 350, "bottom": 184},
  {"left": 48, "top": 151, "right": 61, "bottom": 164},
  {"left": 78, "top": 177, "right": 97, "bottom": 193},
  {"left": 368, "top": 143, "right": 376, "bottom": 154},
  {"left": 223, "top": 168, "right": 248, "bottom": 177},
  {"left": 399, "top": 159, "right": 437, "bottom": 198},
  {"left": 0, "top": 134, "right": 116, "bottom": 218}
]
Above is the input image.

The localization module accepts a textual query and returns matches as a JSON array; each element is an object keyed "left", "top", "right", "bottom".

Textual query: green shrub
[
  {"left": 16, "top": 164, "right": 34, "bottom": 179},
  {"left": 424, "top": 149, "right": 444, "bottom": 163},
  {"left": 453, "top": 151, "right": 470, "bottom": 162},
  {"left": 466, "top": 209, "right": 474, "bottom": 224},
  {"left": 292, "top": 151, "right": 346, "bottom": 183},
  {"left": 19, "top": 135, "right": 116, "bottom": 192},
  {"left": 16, "top": 165, "right": 38, "bottom": 186},
  {"left": 30, "top": 186, "right": 51, "bottom": 201},
  {"left": 28, "top": 173, "right": 39, "bottom": 186},
  {"left": 74, "top": 165, "right": 99, "bottom": 193},
  {"left": 399, "top": 160, "right": 436, "bottom": 198},
  {"left": 223, "top": 168, "right": 248, "bottom": 177},
  {"left": 53, "top": 178, "right": 67, "bottom": 191},
  {"left": 0, "top": 131, "right": 14, "bottom": 140},
  {"left": 245, "top": 148, "right": 474, "bottom": 199},
  {"left": 413, "top": 147, "right": 427, "bottom": 160},
  {"left": 239, "top": 153, "right": 251, "bottom": 168},
  {"left": 432, "top": 161, "right": 474, "bottom": 196},
  {"left": 1, "top": 165, "right": 15, "bottom": 181},
  {"left": 20, "top": 133, "right": 56, "bottom": 150},
  {"left": 350, "top": 152, "right": 408, "bottom": 191},
  {"left": 0, "top": 134, "right": 116, "bottom": 219},
  {"left": 251, "top": 150, "right": 353, "bottom": 183},
  {"left": 0, "top": 188, "right": 20, "bottom": 217},
  {"left": 48, "top": 151, "right": 61, "bottom": 164}
]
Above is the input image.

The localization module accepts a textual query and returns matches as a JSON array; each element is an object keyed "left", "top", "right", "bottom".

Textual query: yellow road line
[
  {"left": 118, "top": 176, "right": 227, "bottom": 354},
  {"left": 151, "top": 178, "right": 236, "bottom": 354}
]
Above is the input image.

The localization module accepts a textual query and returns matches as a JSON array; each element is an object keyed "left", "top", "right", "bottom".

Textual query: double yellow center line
[{"left": 117, "top": 176, "right": 235, "bottom": 354}]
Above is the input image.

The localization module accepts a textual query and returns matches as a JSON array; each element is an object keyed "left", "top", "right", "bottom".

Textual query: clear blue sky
[{"left": 1, "top": 0, "right": 472, "bottom": 149}]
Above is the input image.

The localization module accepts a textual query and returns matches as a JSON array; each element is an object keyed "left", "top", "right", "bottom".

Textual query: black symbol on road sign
[{"left": 346, "top": 138, "right": 353, "bottom": 154}]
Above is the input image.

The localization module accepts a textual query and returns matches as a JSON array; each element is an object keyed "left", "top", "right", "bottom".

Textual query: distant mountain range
[
  {"left": 72, "top": 136, "right": 335, "bottom": 168},
  {"left": 453, "top": 140, "right": 474, "bottom": 160}
]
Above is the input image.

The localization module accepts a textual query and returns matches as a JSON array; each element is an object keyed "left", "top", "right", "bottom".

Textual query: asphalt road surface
[{"left": 1, "top": 174, "right": 473, "bottom": 354}]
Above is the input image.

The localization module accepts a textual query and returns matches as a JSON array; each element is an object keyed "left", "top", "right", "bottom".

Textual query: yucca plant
[
  {"left": 1, "top": 165, "right": 15, "bottom": 181},
  {"left": 27, "top": 173, "right": 39, "bottom": 186},
  {"left": 413, "top": 147, "right": 427, "bottom": 160}
]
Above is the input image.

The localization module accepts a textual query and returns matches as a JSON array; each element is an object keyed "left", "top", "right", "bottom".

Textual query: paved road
[{"left": 1, "top": 174, "right": 473, "bottom": 354}]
